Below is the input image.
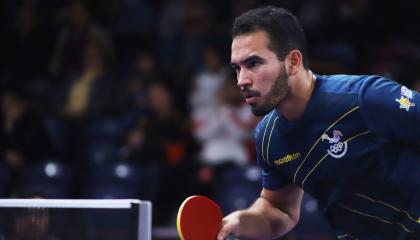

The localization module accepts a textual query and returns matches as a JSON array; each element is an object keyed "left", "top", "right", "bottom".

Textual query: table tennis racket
[{"left": 177, "top": 195, "right": 223, "bottom": 240}]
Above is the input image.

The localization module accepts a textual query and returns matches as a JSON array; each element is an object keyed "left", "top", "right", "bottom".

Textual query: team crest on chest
[{"left": 321, "top": 130, "right": 348, "bottom": 158}]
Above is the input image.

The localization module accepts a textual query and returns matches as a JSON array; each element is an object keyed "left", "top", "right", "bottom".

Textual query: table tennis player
[{"left": 218, "top": 6, "right": 420, "bottom": 240}]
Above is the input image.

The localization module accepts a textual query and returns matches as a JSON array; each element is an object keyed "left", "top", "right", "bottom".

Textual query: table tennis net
[{"left": 0, "top": 199, "right": 151, "bottom": 240}]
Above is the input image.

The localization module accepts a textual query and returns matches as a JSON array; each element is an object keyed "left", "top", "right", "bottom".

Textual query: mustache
[{"left": 240, "top": 87, "right": 261, "bottom": 98}]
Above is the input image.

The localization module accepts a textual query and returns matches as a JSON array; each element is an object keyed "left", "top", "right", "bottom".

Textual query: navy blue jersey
[{"left": 255, "top": 74, "right": 420, "bottom": 239}]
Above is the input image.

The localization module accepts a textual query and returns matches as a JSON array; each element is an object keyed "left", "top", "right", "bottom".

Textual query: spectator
[
  {"left": 145, "top": 82, "right": 194, "bottom": 166},
  {"left": 191, "top": 73, "right": 258, "bottom": 198},
  {"left": 0, "top": 89, "right": 53, "bottom": 171},
  {"left": 119, "top": 119, "right": 166, "bottom": 166},
  {"left": 49, "top": 0, "right": 114, "bottom": 79},
  {"left": 50, "top": 39, "right": 116, "bottom": 165},
  {"left": 189, "top": 45, "right": 230, "bottom": 115},
  {"left": 192, "top": 73, "right": 258, "bottom": 167},
  {"left": 117, "top": 49, "right": 162, "bottom": 117},
  {"left": 54, "top": 40, "right": 116, "bottom": 120},
  {"left": 159, "top": 1, "right": 213, "bottom": 74}
]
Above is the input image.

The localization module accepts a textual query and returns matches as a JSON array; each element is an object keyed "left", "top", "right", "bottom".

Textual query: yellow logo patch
[{"left": 274, "top": 152, "right": 301, "bottom": 166}]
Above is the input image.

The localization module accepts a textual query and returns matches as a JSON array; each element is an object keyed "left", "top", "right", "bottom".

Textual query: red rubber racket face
[{"left": 177, "top": 195, "right": 223, "bottom": 240}]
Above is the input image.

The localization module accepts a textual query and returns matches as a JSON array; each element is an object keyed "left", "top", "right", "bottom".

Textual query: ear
[{"left": 285, "top": 50, "right": 302, "bottom": 76}]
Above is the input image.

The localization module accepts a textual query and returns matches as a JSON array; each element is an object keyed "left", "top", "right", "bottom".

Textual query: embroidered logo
[
  {"left": 321, "top": 130, "right": 348, "bottom": 158},
  {"left": 274, "top": 152, "right": 301, "bottom": 166},
  {"left": 396, "top": 86, "right": 415, "bottom": 111}
]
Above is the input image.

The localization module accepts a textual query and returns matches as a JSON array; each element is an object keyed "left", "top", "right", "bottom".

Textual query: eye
[
  {"left": 245, "top": 60, "right": 260, "bottom": 69},
  {"left": 230, "top": 64, "right": 240, "bottom": 73}
]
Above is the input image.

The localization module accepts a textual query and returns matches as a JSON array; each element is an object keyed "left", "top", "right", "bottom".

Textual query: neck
[{"left": 277, "top": 69, "right": 315, "bottom": 121}]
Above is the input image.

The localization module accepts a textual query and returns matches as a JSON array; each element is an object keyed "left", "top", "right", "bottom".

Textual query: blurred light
[
  {"left": 115, "top": 164, "right": 129, "bottom": 178},
  {"left": 245, "top": 166, "right": 260, "bottom": 181},
  {"left": 45, "top": 163, "right": 58, "bottom": 177},
  {"left": 304, "top": 199, "right": 318, "bottom": 213}
]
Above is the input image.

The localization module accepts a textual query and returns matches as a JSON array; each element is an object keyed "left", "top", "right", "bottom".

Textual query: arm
[{"left": 217, "top": 183, "right": 303, "bottom": 240}]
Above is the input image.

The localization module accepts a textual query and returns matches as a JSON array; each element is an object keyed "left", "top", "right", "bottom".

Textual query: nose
[{"left": 236, "top": 68, "right": 252, "bottom": 88}]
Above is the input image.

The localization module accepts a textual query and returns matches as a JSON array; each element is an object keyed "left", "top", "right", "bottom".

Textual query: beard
[{"left": 244, "top": 66, "right": 290, "bottom": 116}]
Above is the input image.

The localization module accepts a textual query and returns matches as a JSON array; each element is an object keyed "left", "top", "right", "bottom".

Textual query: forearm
[
  {"left": 243, "top": 197, "right": 297, "bottom": 239},
  {"left": 226, "top": 197, "right": 298, "bottom": 240}
]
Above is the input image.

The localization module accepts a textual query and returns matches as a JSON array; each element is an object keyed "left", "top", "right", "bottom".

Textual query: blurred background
[{"left": 1, "top": 0, "right": 420, "bottom": 239}]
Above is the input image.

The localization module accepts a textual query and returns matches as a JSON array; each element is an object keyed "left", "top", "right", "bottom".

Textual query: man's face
[{"left": 231, "top": 31, "right": 290, "bottom": 116}]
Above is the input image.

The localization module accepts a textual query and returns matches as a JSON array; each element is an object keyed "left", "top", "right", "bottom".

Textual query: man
[{"left": 218, "top": 6, "right": 420, "bottom": 240}]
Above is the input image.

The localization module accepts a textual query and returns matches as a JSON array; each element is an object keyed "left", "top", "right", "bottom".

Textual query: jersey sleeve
[
  {"left": 358, "top": 76, "right": 420, "bottom": 143},
  {"left": 255, "top": 118, "right": 290, "bottom": 190},
  {"left": 259, "top": 163, "right": 290, "bottom": 190}
]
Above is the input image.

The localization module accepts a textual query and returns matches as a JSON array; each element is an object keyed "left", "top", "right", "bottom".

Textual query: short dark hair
[{"left": 232, "top": 6, "right": 309, "bottom": 69}]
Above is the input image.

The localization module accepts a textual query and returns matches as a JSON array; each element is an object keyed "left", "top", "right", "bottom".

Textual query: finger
[
  {"left": 217, "top": 228, "right": 229, "bottom": 239},
  {"left": 217, "top": 222, "right": 232, "bottom": 240}
]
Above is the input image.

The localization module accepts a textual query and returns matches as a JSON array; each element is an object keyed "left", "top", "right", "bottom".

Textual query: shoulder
[
  {"left": 351, "top": 75, "right": 407, "bottom": 110},
  {"left": 314, "top": 74, "right": 381, "bottom": 95},
  {"left": 314, "top": 74, "right": 403, "bottom": 109},
  {"left": 356, "top": 75, "right": 418, "bottom": 116}
]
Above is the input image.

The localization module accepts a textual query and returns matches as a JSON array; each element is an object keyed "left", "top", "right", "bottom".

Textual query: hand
[{"left": 218, "top": 211, "right": 242, "bottom": 240}]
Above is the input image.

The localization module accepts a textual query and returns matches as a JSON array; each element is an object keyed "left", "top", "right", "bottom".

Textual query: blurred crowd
[{"left": 1, "top": 0, "right": 420, "bottom": 230}]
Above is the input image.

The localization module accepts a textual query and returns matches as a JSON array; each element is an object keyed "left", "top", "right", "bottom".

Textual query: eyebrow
[{"left": 230, "top": 55, "right": 264, "bottom": 68}]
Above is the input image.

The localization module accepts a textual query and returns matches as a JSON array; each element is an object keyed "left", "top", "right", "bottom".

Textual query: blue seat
[
  {"left": 82, "top": 163, "right": 151, "bottom": 199},
  {"left": 83, "top": 142, "right": 119, "bottom": 168},
  {"left": 214, "top": 166, "right": 262, "bottom": 215},
  {"left": 89, "top": 162, "right": 143, "bottom": 185},
  {"left": 20, "top": 161, "right": 74, "bottom": 198}
]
